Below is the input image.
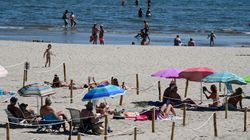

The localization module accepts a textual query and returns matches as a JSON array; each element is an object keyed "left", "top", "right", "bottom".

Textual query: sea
[{"left": 0, "top": 0, "right": 249, "bottom": 46}]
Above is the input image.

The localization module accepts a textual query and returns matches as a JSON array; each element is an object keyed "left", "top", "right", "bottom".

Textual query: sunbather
[
  {"left": 40, "top": 97, "right": 68, "bottom": 132},
  {"left": 203, "top": 85, "right": 221, "bottom": 107},
  {"left": 7, "top": 97, "right": 24, "bottom": 119},
  {"left": 19, "top": 103, "right": 36, "bottom": 119},
  {"left": 227, "top": 87, "right": 243, "bottom": 110}
]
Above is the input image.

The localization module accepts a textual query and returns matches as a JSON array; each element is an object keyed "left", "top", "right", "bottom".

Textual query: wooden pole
[
  {"left": 119, "top": 82, "right": 125, "bottom": 106},
  {"left": 244, "top": 107, "right": 247, "bottom": 132},
  {"left": 77, "top": 133, "right": 81, "bottom": 140},
  {"left": 158, "top": 81, "right": 162, "bottom": 101},
  {"left": 22, "top": 70, "right": 26, "bottom": 87},
  {"left": 219, "top": 82, "right": 221, "bottom": 92},
  {"left": 183, "top": 103, "right": 186, "bottom": 126},
  {"left": 170, "top": 122, "right": 175, "bottom": 140},
  {"left": 40, "top": 97, "right": 43, "bottom": 106},
  {"left": 70, "top": 80, "right": 73, "bottom": 103},
  {"left": 152, "top": 108, "right": 155, "bottom": 133},
  {"left": 225, "top": 97, "right": 228, "bottom": 119},
  {"left": 136, "top": 74, "right": 139, "bottom": 95},
  {"left": 213, "top": 113, "right": 218, "bottom": 137},
  {"left": 6, "top": 122, "right": 10, "bottom": 140},
  {"left": 63, "top": 63, "right": 67, "bottom": 82},
  {"left": 111, "top": 77, "right": 114, "bottom": 85},
  {"left": 68, "top": 121, "right": 72, "bottom": 140},
  {"left": 184, "top": 80, "right": 189, "bottom": 97},
  {"left": 88, "top": 77, "right": 91, "bottom": 91},
  {"left": 104, "top": 115, "right": 108, "bottom": 140},
  {"left": 25, "top": 69, "right": 28, "bottom": 81},
  {"left": 134, "top": 127, "right": 137, "bottom": 140}
]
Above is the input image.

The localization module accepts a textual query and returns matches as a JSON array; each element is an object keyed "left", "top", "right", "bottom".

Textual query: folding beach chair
[
  {"left": 66, "top": 108, "right": 81, "bottom": 130},
  {"left": 4, "top": 109, "right": 32, "bottom": 128}
]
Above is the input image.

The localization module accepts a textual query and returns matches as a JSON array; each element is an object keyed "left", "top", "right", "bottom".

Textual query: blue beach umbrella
[
  {"left": 202, "top": 71, "right": 247, "bottom": 85},
  {"left": 82, "top": 84, "right": 126, "bottom": 101}
]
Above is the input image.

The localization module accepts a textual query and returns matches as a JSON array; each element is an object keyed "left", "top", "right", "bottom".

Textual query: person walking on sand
[
  {"left": 90, "top": 23, "right": 99, "bottom": 44},
  {"left": 208, "top": 31, "right": 216, "bottom": 46},
  {"left": 99, "top": 25, "right": 105, "bottom": 45},
  {"left": 43, "top": 44, "right": 55, "bottom": 67}
]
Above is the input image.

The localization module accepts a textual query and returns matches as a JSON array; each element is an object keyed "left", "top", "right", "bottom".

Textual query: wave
[{"left": 0, "top": 26, "right": 24, "bottom": 30}]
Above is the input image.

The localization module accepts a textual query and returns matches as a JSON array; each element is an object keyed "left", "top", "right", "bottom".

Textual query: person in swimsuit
[
  {"left": 91, "top": 24, "right": 99, "bottom": 44},
  {"left": 43, "top": 44, "right": 55, "bottom": 67},
  {"left": 99, "top": 25, "right": 105, "bottom": 45},
  {"left": 203, "top": 85, "right": 221, "bottom": 107},
  {"left": 227, "top": 87, "right": 243, "bottom": 110},
  {"left": 62, "top": 10, "right": 69, "bottom": 28},
  {"left": 208, "top": 31, "right": 216, "bottom": 46},
  {"left": 138, "top": 8, "right": 143, "bottom": 17},
  {"left": 70, "top": 12, "right": 77, "bottom": 27},
  {"left": 144, "top": 20, "right": 149, "bottom": 33}
]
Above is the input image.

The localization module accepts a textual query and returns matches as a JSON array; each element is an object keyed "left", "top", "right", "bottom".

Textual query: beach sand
[{"left": 0, "top": 40, "right": 250, "bottom": 140}]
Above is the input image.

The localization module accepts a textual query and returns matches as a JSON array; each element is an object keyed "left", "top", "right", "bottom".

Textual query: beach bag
[
  {"left": 135, "top": 115, "right": 148, "bottom": 121},
  {"left": 92, "top": 123, "right": 104, "bottom": 135}
]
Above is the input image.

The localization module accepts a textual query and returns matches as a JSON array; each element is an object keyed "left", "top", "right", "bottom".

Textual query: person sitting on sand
[
  {"left": 52, "top": 74, "right": 61, "bottom": 88},
  {"left": 188, "top": 38, "right": 195, "bottom": 46},
  {"left": 163, "top": 81, "right": 196, "bottom": 107},
  {"left": 40, "top": 97, "right": 68, "bottom": 132},
  {"left": 227, "top": 87, "right": 243, "bottom": 110},
  {"left": 203, "top": 85, "right": 221, "bottom": 107},
  {"left": 174, "top": 35, "right": 182, "bottom": 46},
  {"left": 7, "top": 97, "right": 24, "bottom": 119}
]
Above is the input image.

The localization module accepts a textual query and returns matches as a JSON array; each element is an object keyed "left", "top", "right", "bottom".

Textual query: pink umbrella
[
  {"left": 179, "top": 67, "right": 215, "bottom": 82},
  {"left": 179, "top": 67, "right": 215, "bottom": 98},
  {"left": 151, "top": 68, "right": 181, "bottom": 79},
  {"left": 0, "top": 65, "right": 8, "bottom": 78}
]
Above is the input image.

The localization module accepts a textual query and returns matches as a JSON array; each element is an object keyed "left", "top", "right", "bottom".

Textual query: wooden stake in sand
[
  {"left": 70, "top": 80, "right": 73, "bottom": 103},
  {"left": 22, "top": 70, "right": 26, "bottom": 87},
  {"left": 225, "top": 97, "right": 228, "bottom": 119},
  {"left": 6, "top": 122, "right": 10, "bottom": 140},
  {"left": 136, "top": 74, "right": 139, "bottom": 95},
  {"left": 134, "top": 127, "right": 137, "bottom": 140},
  {"left": 88, "top": 77, "right": 91, "bottom": 91},
  {"left": 104, "top": 115, "right": 108, "bottom": 140},
  {"left": 219, "top": 82, "right": 221, "bottom": 92},
  {"left": 40, "top": 97, "right": 43, "bottom": 106},
  {"left": 152, "top": 108, "right": 155, "bottom": 133},
  {"left": 68, "top": 121, "right": 72, "bottom": 140},
  {"left": 213, "top": 113, "right": 218, "bottom": 137},
  {"left": 184, "top": 80, "right": 189, "bottom": 97},
  {"left": 111, "top": 77, "right": 114, "bottom": 85},
  {"left": 170, "top": 122, "right": 175, "bottom": 140},
  {"left": 244, "top": 107, "right": 247, "bottom": 132},
  {"left": 63, "top": 63, "right": 67, "bottom": 82},
  {"left": 119, "top": 82, "right": 125, "bottom": 106},
  {"left": 25, "top": 69, "right": 28, "bottom": 81},
  {"left": 77, "top": 133, "right": 81, "bottom": 140},
  {"left": 183, "top": 103, "right": 186, "bottom": 126},
  {"left": 158, "top": 81, "right": 162, "bottom": 101}
]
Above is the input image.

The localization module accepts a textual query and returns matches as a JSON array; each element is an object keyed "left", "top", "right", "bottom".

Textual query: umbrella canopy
[
  {"left": 18, "top": 83, "right": 56, "bottom": 97},
  {"left": 82, "top": 84, "right": 126, "bottom": 101},
  {"left": 202, "top": 71, "right": 247, "bottom": 85},
  {"left": 244, "top": 75, "right": 250, "bottom": 83},
  {"left": 179, "top": 67, "right": 215, "bottom": 82},
  {"left": 151, "top": 68, "right": 181, "bottom": 78},
  {"left": 0, "top": 65, "right": 8, "bottom": 77}
]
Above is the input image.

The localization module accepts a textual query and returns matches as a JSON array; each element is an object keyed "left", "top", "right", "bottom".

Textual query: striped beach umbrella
[
  {"left": 18, "top": 83, "right": 56, "bottom": 97},
  {"left": 82, "top": 84, "right": 126, "bottom": 101},
  {"left": 0, "top": 65, "right": 8, "bottom": 78}
]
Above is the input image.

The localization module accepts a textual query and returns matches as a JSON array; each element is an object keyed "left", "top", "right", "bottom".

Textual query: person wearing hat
[
  {"left": 80, "top": 101, "right": 99, "bottom": 124},
  {"left": 99, "top": 25, "right": 105, "bottom": 45},
  {"left": 227, "top": 87, "right": 244, "bottom": 110},
  {"left": 7, "top": 97, "right": 24, "bottom": 119},
  {"left": 19, "top": 103, "right": 36, "bottom": 119}
]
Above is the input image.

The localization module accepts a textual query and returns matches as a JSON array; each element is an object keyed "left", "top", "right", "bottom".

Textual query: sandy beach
[{"left": 1, "top": 40, "right": 250, "bottom": 140}]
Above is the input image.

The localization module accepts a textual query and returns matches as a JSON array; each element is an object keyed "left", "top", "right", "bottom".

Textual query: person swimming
[{"left": 146, "top": 8, "right": 151, "bottom": 17}]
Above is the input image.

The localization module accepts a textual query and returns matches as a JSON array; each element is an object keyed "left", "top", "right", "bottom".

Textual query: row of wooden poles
[{"left": 5, "top": 107, "right": 248, "bottom": 140}]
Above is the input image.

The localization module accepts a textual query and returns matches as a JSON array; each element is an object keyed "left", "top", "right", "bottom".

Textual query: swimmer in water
[{"left": 138, "top": 8, "right": 143, "bottom": 17}]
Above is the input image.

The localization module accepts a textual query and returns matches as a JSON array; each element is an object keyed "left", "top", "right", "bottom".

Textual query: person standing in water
[
  {"left": 70, "top": 12, "right": 77, "bottom": 27},
  {"left": 99, "top": 25, "right": 105, "bottom": 45},
  {"left": 135, "top": 0, "right": 139, "bottom": 6},
  {"left": 62, "top": 10, "right": 69, "bottom": 28},
  {"left": 144, "top": 20, "right": 149, "bottom": 33},
  {"left": 43, "top": 44, "right": 55, "bottom": 67},
  {"left": 208, "top": 31, "right": 216, "bottom": 46},
  {"left": 138, "top": 8, "right": 143, "bottom": 17},
  {"left": 90, "top": 23, "right": 99, "bottom": 44}
]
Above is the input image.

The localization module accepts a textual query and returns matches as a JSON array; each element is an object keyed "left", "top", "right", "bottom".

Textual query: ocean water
[{"left": 0, "top": 0, "right": 249, "bottom": 46}]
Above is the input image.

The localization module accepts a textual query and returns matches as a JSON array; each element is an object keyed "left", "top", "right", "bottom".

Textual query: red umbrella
[
  {"left": 179, "top": 67, "right": 215, "bottom": 82},
  {"left": 179, "top": 67, "right": 215, "bottom": 98}
]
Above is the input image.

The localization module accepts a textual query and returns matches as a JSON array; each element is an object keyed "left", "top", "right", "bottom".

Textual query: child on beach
[
  {"left": 208, "top": 31, "right": 216, "bottom": 46},
  {"left": 43, "top": 44, "right": 55, "bottom": 67}
]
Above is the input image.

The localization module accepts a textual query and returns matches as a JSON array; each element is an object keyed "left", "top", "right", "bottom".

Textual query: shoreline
[{"left": 0, "top": 30, "right": 250, "bottom": 47}]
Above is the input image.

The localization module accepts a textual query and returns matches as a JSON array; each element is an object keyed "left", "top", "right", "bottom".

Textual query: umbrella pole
[
  {"left": 184, "top": 80, "right": 189, "bottom": 98},
  {"left": 200, "top": 82, "right": 203, "bottom": 104},
  {"left": 37, "top": 96, "right": 39, "bottom": 114},
  {"left": 63, "top": 63, "right": 67, "bottom": 82}
]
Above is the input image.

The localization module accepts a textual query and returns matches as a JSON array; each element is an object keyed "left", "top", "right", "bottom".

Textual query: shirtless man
[
  {"left": 208, "top": 31, "right": 216, "bottom": 46},
  {"left": 227, "top": 87, "right": 243, "bottom": 110},
  {"left": 43, "top": 44, "right": 55, "bottom": 67}
]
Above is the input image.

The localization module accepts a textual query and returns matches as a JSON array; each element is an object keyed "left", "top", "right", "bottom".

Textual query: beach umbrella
[
  {"left": 0, "top": 65, "right": 8, "bottom": 77},
  {"left": 18, "top": 83, "right": 56, "bottom": 97},
  {"left": 244, "top": 75, "right": 250, "bottom": 83},
  {"left": 18, "top": 83, "right": 56, "bottom": 112},
  {"left": 179, "top": 67, "right": 215, "bottom": 98},
  {"left": 151, "top": 68, "right": 181, "bottom": 79},
  {"left": 82, "top": 84, "right": 126, "bottom": 101},
  {"left": 203, "top": 71, "right": 247, "bottom": 85}
]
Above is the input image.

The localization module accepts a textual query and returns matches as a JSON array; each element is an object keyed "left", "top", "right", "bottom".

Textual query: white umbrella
[{"left": 0, "top": 65, "right": 8, "bottom": 77}]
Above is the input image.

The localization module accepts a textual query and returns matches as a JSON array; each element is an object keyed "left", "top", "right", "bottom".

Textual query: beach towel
[
  {"left": 124, "top": 112, "right": 139, "bottom": 118},
  {"left": 157, "top": 115, "right": 182, "bottom": 121}
]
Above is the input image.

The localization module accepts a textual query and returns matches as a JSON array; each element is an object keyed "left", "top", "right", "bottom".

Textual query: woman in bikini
[{"left": 203, "top": 85, "right": 221, "bottom": 107}]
